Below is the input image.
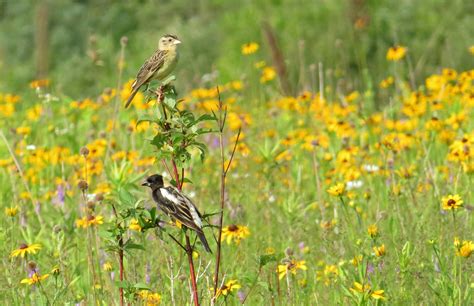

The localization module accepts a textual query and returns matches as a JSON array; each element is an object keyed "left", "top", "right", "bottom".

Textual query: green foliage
[
  {"left": 146, "top": 85, "right": 216, "bottom": 166},
  {"left": 0, "top": 1, "right": 473, "bottom": 305}
]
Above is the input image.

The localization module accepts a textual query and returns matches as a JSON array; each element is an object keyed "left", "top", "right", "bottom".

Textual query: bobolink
[
  {"left": 125, "top": 34, "right": 181, "bottom": 108},
  {"left": 142, "top": 174, "right": 212, "bottom": 253}
]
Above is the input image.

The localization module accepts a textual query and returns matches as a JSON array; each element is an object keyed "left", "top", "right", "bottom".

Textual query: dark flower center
[
  {"left": 447, "top": 199, "right": 456, "bottom": 206},
  {"left": 228, "top": 224, "right": 239, "bottom": 232}
]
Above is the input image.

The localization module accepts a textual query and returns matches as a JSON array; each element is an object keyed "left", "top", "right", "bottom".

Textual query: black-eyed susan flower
[
  {"left": 76, "top": 215, "right": 104, "bottom": 228},
  {"left": 221, "top": 224, "right": 250, "bottom": 245},
  {"left": 20, "top": 272, "right": 49, "bottom": 285},
  {"left": 454, "top": 239, "right": 474, "bottom": 258},
  {"left": 351, "top": 255, "right": 363, "bottom": 267},
  {"left": 29, "top": 79, "right": 50, "bottom": 89},
  {"left": 373, "top": 244, "right": 386, "bottom": 257},
  {"left": 10, "top": 243, "right": 41, "bottom": 258},
  {"left": 379, "top": 76, "right": 394, "bottom": 88},
  {"left": 441, "top": 194, "right": 463, "bottom": 211},
  {"left": 316, "top": 263, "right": 339, "bottom": 286},
  {"left": 51, "top": 266, "right": 60, "bottom": 276},
  {"left": 277, "top": 259, "right": 307, "bottom": 280},
  {"left": 5, "top": 206, "right": 19, "bottom": 217},
  {"left": 260, "top": 66, "right": 276, "bottom": 83},
  {"left": 350, "top": 281, "right": 386, "bottom": 300},
  {"left": 214, "top": 279, "right": 241, "bottom": 299},
  {"left": 241, "top": 42, "right": 259, "bottom": 55},
  {"left": 16, "top": 126, "right": 31, "bottom": 136},
  {"left": 103, "top": 262, "right": 113, "bottom": 272},
  {"left": 138, "top": 290, "right": 161, "bottom": 305},
  {"left": 327, "top": 183, "right": 345, "bottom": 197},
  {"left": 367, "top": 224, "right": 379, "bottom": 238},
  {"left": 386, "top": 45, "right": 407, "bottom": 61}
]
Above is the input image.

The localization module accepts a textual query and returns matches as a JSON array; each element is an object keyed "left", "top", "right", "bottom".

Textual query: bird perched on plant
[
  {"left": 142, "top": 174, "right": 212, "bottom": 253},
  {"left": 124, "top": 34, "right": 181, "bottom": 108}
]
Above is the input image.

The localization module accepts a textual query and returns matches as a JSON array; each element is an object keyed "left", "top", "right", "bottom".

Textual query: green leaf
[
  {"left": 259, "top": 254, "right": 277, "bottom": 267},
  {"left": 136, "top": 117, "right": 158, "bottom": 127},
  {"left": 161, "top": 75, "right": 176, "bottom": 85},
  {"left": 150, "top": 134, "right": 166, "bottom": 149},
  {"left": 201, "top": 210, "right": 222, "bottom": 218},
  {"left": 163, "top": 87, "right": 177, "bottom": 108},
  {"left": 118, "top": 188, "right": 135, "bottom": 206},
  {"left": 115, "top": 280, "right": 130, "bottom": 289},
  {"left": 124, "top": 243, "right": 145, "bottom": 251},
  {"left": 133, "top": 283, "right": 151, "bottom": 290},
  {"left": 196, "top": 113, "right": 217, "bottom": 122}
]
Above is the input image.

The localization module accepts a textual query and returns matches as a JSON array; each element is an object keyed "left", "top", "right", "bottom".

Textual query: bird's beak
[
  {"left": 141, "top": 181, "right": 150, "bottom": 187},
  {"left": 173, "top": 39, "right": 182, "bottom": 45}
]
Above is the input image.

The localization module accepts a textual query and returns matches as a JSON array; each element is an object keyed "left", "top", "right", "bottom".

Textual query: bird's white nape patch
[{"left": 160, "top": 188, "right": 179, "bottom": 205}]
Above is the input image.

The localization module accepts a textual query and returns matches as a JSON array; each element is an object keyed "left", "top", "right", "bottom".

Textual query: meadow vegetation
[{"left": 0, "top": 1, "right": 473, "bottom": 305}]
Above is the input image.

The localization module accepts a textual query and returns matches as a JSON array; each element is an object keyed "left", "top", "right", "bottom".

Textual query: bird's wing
[
  {"left": 132, "top": 49, "right": 167, "bottom": 90},
  {"left": 159, "top": 187, "right": 203, "bottom": 230}
]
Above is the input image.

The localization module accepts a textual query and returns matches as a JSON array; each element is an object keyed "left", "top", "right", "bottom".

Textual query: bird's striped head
[
  {"left": 142, "top": 174, "right": 164, "bottom": 189},
  {"left": 158, "top": 34, "right": 181, "bottom": 51}
]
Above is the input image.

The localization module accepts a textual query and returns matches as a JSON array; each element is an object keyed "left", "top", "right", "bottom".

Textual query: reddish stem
[
  {"left": 171, "top": 159, "right": 181, "bottom": 190},
  {"left": 213, "top": 86, "right": 241, "bottom": 301},
  {"left": 118, "top": 235, "right": 125, "bottom": 306},
  {"left": 186, "top": 235, "right": 200, "bottom": 306},
  {"left": 157, "top": 85, "right": 199, "bottom": 306}
]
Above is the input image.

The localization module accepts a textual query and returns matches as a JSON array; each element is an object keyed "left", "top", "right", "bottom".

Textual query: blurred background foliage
[{"left": 0, "top": 0, "right": 473, "bottom": 98}]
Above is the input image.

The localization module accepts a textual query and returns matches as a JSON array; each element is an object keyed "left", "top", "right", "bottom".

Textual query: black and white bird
[{"left": 142, "top": 174, "right": 212, "bottom": 253}]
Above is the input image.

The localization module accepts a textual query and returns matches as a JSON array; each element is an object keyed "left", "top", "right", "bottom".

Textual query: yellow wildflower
[
  {"left": 76, "top": 215, "right": 104, "bottom": 228},
  {"left": 16, "top": 126, "right": 31, "bottom": 136},
  {"left": 20, "top": 272, "right": 49, "bottom": 285},
  {"left": 350, "top": 281, "right": 386, "bottom": 300},
  {"left": 129, "top": 218, "right": 142, "bottom": 231},
  {"left": 373, "top": 244, "right": 386, "bottom": 257},
  {"left": 138, "top": 290, "right": 161, "bottom": 305},
  {"left": 386, "top": 45, "right": 407, "bottom": 61},
  {"left": 351, "top": 255, "right": 363, "bottom": 267},
  {"left": 241, "top": 42, "right": 259, "bottom": 55},
  {"left": 455, "top": 240, "right": 474, "bottom": 258},
  {"left": 379, "top": 76, "right": 394, "bottom": 88},
  {"left": 316, "top": 263, "right": 339, "bottom": 286},
  {"left": 367, "top": 224, "right": 378, "bottom": 238},
  {"left": 260, "top": 66, "right": 276, "bottom": 83},
  {"left": 277, "top": 259, "right": 307, "bottom": 280},
  {"left": 103, "top": 262, "right": 113, "bottom": 271},
  {"left": 327, "top": 183, "right": 345, "bottom": 197},
  {"left": 441, "top": 194, "right": 463, "bottom": 211},
  {"left": 5, "top": 206, "right": 19, "bottom": 217},
  {"left": 11, "top": 243, "right": 42, "bottom": 258},
  {"left": 29, "top": 79, "right": 50, "bottom": 89},
  {"left": 214, "top": 279, "right": 241, "bottom": 298},
  {"left": 221, "top": 224, "right": 250, "bottom": 244}
]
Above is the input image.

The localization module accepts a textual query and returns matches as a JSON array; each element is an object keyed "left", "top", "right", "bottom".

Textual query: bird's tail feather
[
  {"left": 197, "top": 231, "right": 212, "bottom": 253},
  {"left": 124, "top": 86, "right": 139, "bottom": 108}
]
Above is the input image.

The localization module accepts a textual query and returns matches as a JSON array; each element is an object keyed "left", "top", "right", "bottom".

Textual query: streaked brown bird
[
  {"left": 124, "top": 34, "right": 181, "bottom": 108},
  {"left": 142, "top": 174, "right": 212, "bottom": 253}
]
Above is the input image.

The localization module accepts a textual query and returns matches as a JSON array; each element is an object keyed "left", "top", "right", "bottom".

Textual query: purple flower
[
  {"left": 54, "top": 184, "right": 65, "bottom": 208},
  {"left": 298, "top": 241, "right": 306, "bottom": 251},
  {"left": 366, "top": 262, "right": 375, "bottom": 278},
  {"left": 35, "top": 201, "right": 41, "bottom": 216},
  {"left": 237, "top": 290, "right": 246, "bottom": 303},
  {"left": 146, "top": 262, "right": 151, "bottom": 284}
]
